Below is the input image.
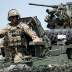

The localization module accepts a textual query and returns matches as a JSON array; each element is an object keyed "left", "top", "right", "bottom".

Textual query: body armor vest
[{"left": 4, "top": 24, "right": 28, "bottom": 48}]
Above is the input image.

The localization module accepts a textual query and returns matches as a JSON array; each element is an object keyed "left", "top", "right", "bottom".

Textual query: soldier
[
  {"left": 0, "top": 9, "right": 42, "bottom": 63},
  {"left": 44, "top": 8, "right": 57, "bottom": 29},
  {"left": 55, "top": 5, "right": 70, "bottom": 28}
]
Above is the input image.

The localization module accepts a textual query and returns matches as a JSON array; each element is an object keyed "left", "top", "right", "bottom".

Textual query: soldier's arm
[
  {"left": 0, "top": 24, "right": 11, "bottom": 38},
  {"left": 0, "top": 27, "right": 9, "bottom": 38},
  {"left": 0, "top": 29, "right": 6, "bottom": 38},
  {"left": 20, "top": 23, "right": 42, "bottom": 42}
]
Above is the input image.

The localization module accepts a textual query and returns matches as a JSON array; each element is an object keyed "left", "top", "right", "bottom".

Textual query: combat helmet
[
  {"left": 8, "top": 9, "right": 20, "bottom": 21},
  {"left": 46, "top": 8, "right": 56, "bottom": 14}
]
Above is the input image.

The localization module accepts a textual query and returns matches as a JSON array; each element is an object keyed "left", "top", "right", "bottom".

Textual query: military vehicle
[
  {"left": 0, "top": 2, "right": 72, "bottom": 72},
  {"left": 28, "top": 2, "right": 72, "bottom": 72}
]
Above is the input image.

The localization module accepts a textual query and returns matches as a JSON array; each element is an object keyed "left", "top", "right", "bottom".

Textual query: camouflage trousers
[
  {"left": 4, "top": 47, "right": 16, "bottom": 62},
  {"left": 4, "top": 46, "right": 27, "bottom": 62}
]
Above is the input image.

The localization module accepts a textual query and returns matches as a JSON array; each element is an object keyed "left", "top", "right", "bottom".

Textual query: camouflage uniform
[
  {"left": 55, "top": 6, "right": 70, "bottom": 28},
  {"left": 0, "top": 9, "right": 42, "bottom": 63},
  {"left": 44, "top": 8, "right": 57, "bottom": 29}
]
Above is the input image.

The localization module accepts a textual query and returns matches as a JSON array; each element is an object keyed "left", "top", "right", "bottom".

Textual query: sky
[{"left": 0, "top": 0, "right": 72, "bottom": 29}]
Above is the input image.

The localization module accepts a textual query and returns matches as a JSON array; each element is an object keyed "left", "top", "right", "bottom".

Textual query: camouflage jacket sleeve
[
  {"left": 0, "top": 24, "right": 10, "bottom": 38},
  {"left": 19, "top": 22, "right": 41, "bottom": 41}
]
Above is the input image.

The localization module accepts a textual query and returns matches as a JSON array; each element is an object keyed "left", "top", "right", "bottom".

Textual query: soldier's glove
[{"left": 33, "top": 38, "right": 42, "bottom": 43}]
